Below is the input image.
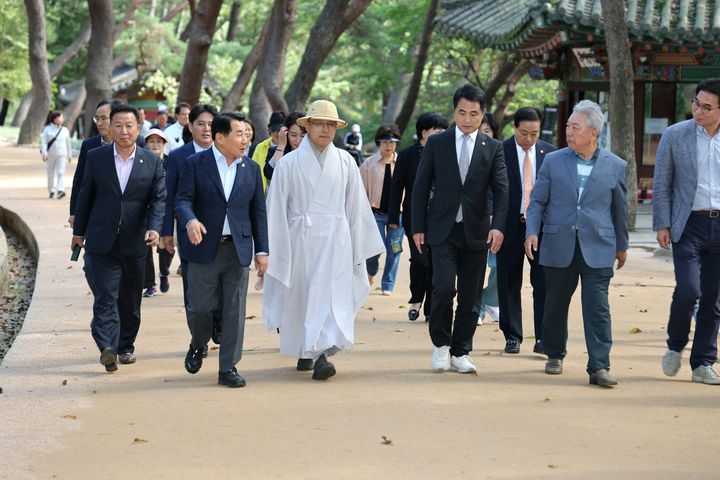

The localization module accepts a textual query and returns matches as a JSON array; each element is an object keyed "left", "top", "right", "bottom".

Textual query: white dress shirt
[
  {"left": 113, "top": 143, "right": 136, "bottom": 194},
  {"left": 515, "top": 141, "right": 537, "bottom": 213},
  {"left": 193, "top": 141, "right": 209, "bottom": 153},
  {"left": 692, "top": 125, "right": 720, "bottom": 210},
  {"left": 211, "top": 145, "right": 242, "bottom": 235},
  {"left": 455, "top": 126, "right": 477, "bottom": 169}
]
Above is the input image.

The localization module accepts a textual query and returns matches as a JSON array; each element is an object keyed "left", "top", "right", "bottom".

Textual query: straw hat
[
  {"left": 297, "top": 100, "right": 347, "bottom": 128},
  {"left": 145, "top": 128, "right": 168, "bottom": 143}
]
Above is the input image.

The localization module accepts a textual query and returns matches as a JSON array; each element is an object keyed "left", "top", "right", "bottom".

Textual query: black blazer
[
  {"left": 411, "top": 128, "right": 509, "bottom": 249},
  {"left": 70, "top": 135, "right": 145, "bottom": 215},
  {"left": 73, "top": 144, "right": 167, "bottom": 257},
  {"left": 388, "top": 142, "right": 422, "bottom": 231},
  {"left": 501, "top": 137, "right": 556, "bottom": 241}
]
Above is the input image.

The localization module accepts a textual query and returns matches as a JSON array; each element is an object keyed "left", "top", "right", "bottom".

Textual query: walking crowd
[{"left": 63, "top": 78, "right": 720, "bottom": 388}]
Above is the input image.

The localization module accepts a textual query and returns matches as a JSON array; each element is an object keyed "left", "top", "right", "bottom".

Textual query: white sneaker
[
  {"left": 485, "top": 305, "right": 500, "bottom": 322},
  {"left": 692, "top": 365, "right": 720, "bottom": 385},
  {"left": 477, "top": 315, "right": 484, "bottom": 326},
  {"left": 450, "top": 355, "right": 477, "bottom": 374},
  {"left": 662, "top": 348, "right": 682, "bottom": 376},
  {"left": 431, "top": 345, "right": 451, "bottom": 371}
]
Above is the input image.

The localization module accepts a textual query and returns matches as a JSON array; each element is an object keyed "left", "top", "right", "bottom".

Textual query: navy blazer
[
  {"left": 411, "top": 128, "right": 509, "bottom": 249},
  {"left": 175, "top": 148, "right": 268, "bottom": 266},
  {"left": 162, "top": 141, "right": 200, "bottom": 259},
  {"left": 502, "top": 137, "right": 557, "bottom": 241},
  {"left": 73, "top": 144, "right": 167, "bottom": 257}
]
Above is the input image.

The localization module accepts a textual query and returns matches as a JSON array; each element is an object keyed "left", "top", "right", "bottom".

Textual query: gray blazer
[
  {"left": 525, "top": 147, "right": 628, "bottom": 269},
  {"left": 652, "top": 119, "right": 698, "bottom": 242}
]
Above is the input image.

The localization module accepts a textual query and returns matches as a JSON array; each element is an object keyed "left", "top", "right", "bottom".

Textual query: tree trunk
[
  {"left": 284, "top": 0, "right": 372, "bottom": 111},
  {"left": 491, "top": 60, "right": 530, "bottom": 130},
  {"left": 63, "top": 82, "right": 87, "bottom": 135},
  {"left": 18, "top": 0, "right": 52, "bottom": 145},
  {"left": 394, "top": 0, "right": 440, "bottom": 135},
  {"left": 226, "top": 0, "right": 241, "bottom": 41},
  {"left": 222, "top": 9, "right": 271, "bottom": 111},
  {"left": 602, "top": 0, "right": 637, "bottom": 230},
  {"left": 483, "top": 55, "right": 520, "bottom": 111},
  {"left": 83, "top": 0, "right": 115, "bottom": 135},
  {"left": 383, "top": 75, "right": 410, "bottom": 125},
  {"left": 177, "top": 0, "right": 224, "bottom": 106}
]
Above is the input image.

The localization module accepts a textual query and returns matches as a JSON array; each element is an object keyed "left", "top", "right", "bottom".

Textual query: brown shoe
[
  {"left": 589, "top": 368, "right": 618, "bottom": 387},
  {"left": 100, "top": 347, "right": 117, "bottom": 373}
]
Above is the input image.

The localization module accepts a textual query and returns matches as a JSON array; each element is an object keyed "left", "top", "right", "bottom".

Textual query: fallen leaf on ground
[
  {"left": 245, "top": 315, "right": 256, "bottom": 320},
  {"left": 398, "top": 305, "right": 406, "bottom": 309},
  {"left": 210, "top": 346, "right": 219, "bottom": 350},
  {"left": 548, "top": 464, "right": 558, "bottom": 469},
  {"left": 483, "top": 352, "right": 492, "bottom": 356},
  {"left": 629, "top": 327, "right": 642, "bottom": 334},
  {"left": 132, "top": 438, "right": 148, "bottom": 445},
  {"left": 395, "top": 329, "right": 405, "bottom": 333},
  {"left": 366, "top": 307, "right": 374, "bottom": 311},
  {"left": 543, "top": 396, "right": 550, "bottom": 402},
  {"left": 63, "top": 415, "right": 77, "bottom": 420},
  {"left": 638, "top": 309, "right": 648, "bottom": 313},
  {"left": 381, "top": 436, "right": 393, "bottom": 445},
  {"left": 62, "top": 379, "right": 67, "bottom": 385}
]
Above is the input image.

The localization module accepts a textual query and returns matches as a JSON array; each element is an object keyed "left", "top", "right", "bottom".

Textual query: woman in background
[
  {"left": 263, "top": 111, "right": 306, "bottom": 182},
  {"left": 40, "top": 110, "right": 72, "bottom": 199}
]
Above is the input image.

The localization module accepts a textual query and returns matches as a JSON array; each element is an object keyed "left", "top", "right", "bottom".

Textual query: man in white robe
[{"left": 263, "top": 100, "right": 384, "bottom": 380}]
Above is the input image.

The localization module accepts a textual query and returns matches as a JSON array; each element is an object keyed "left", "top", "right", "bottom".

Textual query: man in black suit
[
  {"left": 497, "top": 107, "right": 557, "bottom": 355},
  {"left": 72, "top": 104, "right": 167, "bottom": 373},
  {"left": 388, "top": 112, "right": 448, "bottom": 322},
  {"left": 412, "top": 83, "right": 509, "bottom": 374}
]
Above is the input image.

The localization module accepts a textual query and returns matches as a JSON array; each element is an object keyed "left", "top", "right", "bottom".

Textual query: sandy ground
[{"left": 1, "top": 144, "right": 719, "bottom": 480}]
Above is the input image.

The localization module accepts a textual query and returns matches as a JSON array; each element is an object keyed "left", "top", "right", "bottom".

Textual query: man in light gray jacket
[
  {"left": 653, "top": 78, "right": 720, "bottom": 385},
  {"left": 525, "top": 100, "right": 628, "bottom": 388}
]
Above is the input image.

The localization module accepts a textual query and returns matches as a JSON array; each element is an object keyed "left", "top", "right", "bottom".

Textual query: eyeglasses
[
  {"left": 308, "top": 120, "right": 337, "bottom": 130},
  {"left": 93, "top": 115, "right": 110, "bottom": 124},
  {"left": 692, "top": 98, "right": 720, "bottom": 114}
]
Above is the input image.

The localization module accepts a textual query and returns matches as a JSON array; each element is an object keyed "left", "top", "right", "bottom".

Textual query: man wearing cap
[
  {"left": 344, "top": 123, "right": 364, "bottom": 166},
  {"left": 263, "top": 100, "right": 384, "bottom": 380},
  {"left": 252, "top": 111, "right": 286, "bottom": 191}
]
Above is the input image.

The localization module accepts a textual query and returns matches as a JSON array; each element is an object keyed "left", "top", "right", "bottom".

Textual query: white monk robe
[{"left": 263, "top": 136, "right": 384, "bottom": 359}]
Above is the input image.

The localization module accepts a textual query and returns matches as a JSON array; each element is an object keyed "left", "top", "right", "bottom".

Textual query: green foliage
[
  {"left": 0, "top": 0, "right": 30, "bottom": 101},
  {"left": 139, "top": 70, "right": 178, "bottom": 106}
]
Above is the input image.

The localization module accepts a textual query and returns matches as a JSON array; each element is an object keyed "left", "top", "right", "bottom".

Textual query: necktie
[
  {"left": 456, "top": 134, "right": 471, "bottom": 222},
  {"left": 522, "top": 147, "right": 533, "bottom": 215}
]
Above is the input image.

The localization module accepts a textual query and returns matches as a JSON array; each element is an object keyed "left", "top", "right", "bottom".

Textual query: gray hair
[{"left": 572, "top": 100, "right": 605, "bottom": 130}]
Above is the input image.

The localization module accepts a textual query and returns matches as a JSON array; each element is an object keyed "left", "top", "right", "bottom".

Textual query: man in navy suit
[
  {"left": 72, "top": 104, "right": 167, "bottom": 373},
  {"left": 412, "top": 84, "right": 509, "bottom": 374},
  {"left": 525, "top": 100, "right": 628, "bottom": 387},
  {"left": 497, "top": 107, "right": 556, "bottom": 355},
  {"left": 175, "top": 112, "right": 268, "bottom": 388}
]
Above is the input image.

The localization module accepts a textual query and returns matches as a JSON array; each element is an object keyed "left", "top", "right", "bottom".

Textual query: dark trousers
[
  {"left": 187, "top": 243, "right": 248, "bottom": 371},
  {"left": 181, "top": 258, "right": 223, "bottom": 335},
  {"left": 89, "top": 251, "right": 145, "bottom": 355},
  {"left": 542, "top": 241, "right": 613, "bottom": 374},
  {"left": 405, "top": 230, "right": 432, "bottom": 316},
  {"left": 144, "top": 246, "right": 174, "bottom": 289},
  {"left": 429, "top": 222, "right": 487, "bottom": 357},
  {"left": 496, "top": 223, "right": 546, "bottom": 342},
  {"left": 667, "top": 213, "right": 720, "bottom": 369},
  {"left": 83, "top": 251, "right": 95, "bottom": 294}
]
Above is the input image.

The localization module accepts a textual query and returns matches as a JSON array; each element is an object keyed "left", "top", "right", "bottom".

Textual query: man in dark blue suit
[
  {"left": 497, "top": 107, "right": 557, "bottom": 355},
  {"left": 176, "top": 112, "right": 268, "bottom": 388},
  {"left": 72, "top": 104, "right": 167, "bottom": 373}
]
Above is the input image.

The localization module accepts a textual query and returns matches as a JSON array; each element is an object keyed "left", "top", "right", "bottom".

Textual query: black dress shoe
[
  {"left": 408, "top": 309, "right": 420, "bottom": 321},
  {"left": 100, "top": 347, "right": 117, "bottom": 372},
  {"left": 297, "top": 358, "right": 314, "bottom": 371},
  {"left": 425, "top": 315, "right": 431, "bottom": 322},
  {"left": 218, "top": 368, "right": 246, "bottom": 388},
  {"left": 504, "top": 339, "right": 521, "bottom": 354},
  {"left": 211, "top": 318, "right": 222, "bottom": 345},
  {"left": 589, "top": 368, "right": 618, "bottom": 387},
  {"left": 533, "top": 340, "right": 545, "bottom": 355},
  {"left": 184, "top": 345, "right": 204, "bottom": 374},
  {"left": 312, "top": 354, "right": 336, "bottom": 380}
]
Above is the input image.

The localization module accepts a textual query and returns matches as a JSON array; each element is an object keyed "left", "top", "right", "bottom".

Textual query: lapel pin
[
  {"left": 481, "top": 141, "right": 486, "bottom": 145},
  {"left": 241, "top": 163, "right": 246, "bottom": 168},
  {"left": 540, "top": 150, "right": 544, "bottom": 154},
  {"left": 139, "top": 159, "right": 143, "bottom": 164}
]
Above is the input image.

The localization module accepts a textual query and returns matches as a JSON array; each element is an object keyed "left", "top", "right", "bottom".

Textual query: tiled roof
[{"left": 436, "top": 0, "right": 720, "bottom": 50}]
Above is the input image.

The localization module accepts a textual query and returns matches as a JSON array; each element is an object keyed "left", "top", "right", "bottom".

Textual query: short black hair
[
  {"left": 156, "top": 110, "right": 168, "bottom": 117},
  {"left": 514, "top": 107, "right": 543, "bottom": 127},
  {"left": 242, "top": 117, "right": 256, "bottom": 143},
  {"left": 452, "top": 83, "right": 487, "bottom": 111},
  {"left": 212, "top": 112, "right": 246, "bottom": 140},
  {"left": 696, "top": 78, "right": 720, "bottom": 102},
  {"left": 481, "top": 113, "right": 500, "bottom": 139},
  {"left": 284, "top": 111, "right": 306, "bottom": 131},
  {"left": 96, "top": 98, "right": 114, "bottom": 111},
  {"left": 175, "top": 102, "right": 191, "bottom": 114},
  {"left": 110, "top": 103, "right": 140, "bottom": 123},
  {"left": 415, "top": 112, "right": 449, "bottom": 140},
  {"left": 189, "top": 103, "right": 219, "bottom": 124},
  {"left": 375, "top": 124, "right": 401, "bottom": 146}
]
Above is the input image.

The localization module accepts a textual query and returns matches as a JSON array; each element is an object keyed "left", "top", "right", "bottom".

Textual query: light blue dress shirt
[{"left": 692, "top": 125, "right": 720, "bottom": 210}]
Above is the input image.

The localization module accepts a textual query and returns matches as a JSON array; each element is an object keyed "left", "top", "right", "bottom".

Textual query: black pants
[
  {"left": 144, "top": 246, "right": 174, "bottom": 289},
  {"left": 496, "top": 223, "right": 545, "bottom": 342},
  {"left": 429, "top": 222, "right": 487, "bottom": 357},
  {"left": 89, "top": 250, "right": 145, "bottom": 355},
  {"left": 405, "top": 230, "right": 432, "bottom": 316}
]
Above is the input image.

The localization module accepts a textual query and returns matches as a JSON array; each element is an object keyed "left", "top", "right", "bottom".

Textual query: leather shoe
[
  {"left": 218, "top": 367, "right": 246, "bottom": 388},
  {"left": 504, "top": 339, "right": 521, "bottom": 354},
  {"left": 297, "top": 358, "right": 314, "bottom": 371},
  {"left": 312, "top": 354, "right": 336, "bottom": 380},
  {"left": 118, "top": 352, "right": 136, "bottom": 364},
  {"left": 589, "top": 368, "right": 618, "bottom": 387},
  {"left": 100, "top": 347, "right": 117, "bottom": 373},
  {"left": 184, "top": 345, "right": 204, "bottom": 374},
  {"left": 533, "top": 340, "right": 545, "bottom": 355},
  {"left": 545, "top": 358, "right": 563, "bottom": 375},
  {"left": 408, "top": 309, "right": 420, "bottom": 321}
]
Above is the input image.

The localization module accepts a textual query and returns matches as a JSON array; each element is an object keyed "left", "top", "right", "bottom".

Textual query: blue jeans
[
  {"left": 366, "top": 213, "right": 404, "bottom": 292},
  {"left": 477, "top": 252, "right": 498, "bottom": 319}
]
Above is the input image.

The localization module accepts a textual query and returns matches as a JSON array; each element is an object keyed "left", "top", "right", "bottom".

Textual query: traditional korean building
[{"left": 435, "top": 0, "right": 720, "bottom": 182}]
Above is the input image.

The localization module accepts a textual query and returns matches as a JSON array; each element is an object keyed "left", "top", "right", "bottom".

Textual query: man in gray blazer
[
  {"left": 524, "top": 100, "right": 628, "bottom": 388},
  {"left": 654, "top": 78, "right": 720, "bottom": 385}
]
